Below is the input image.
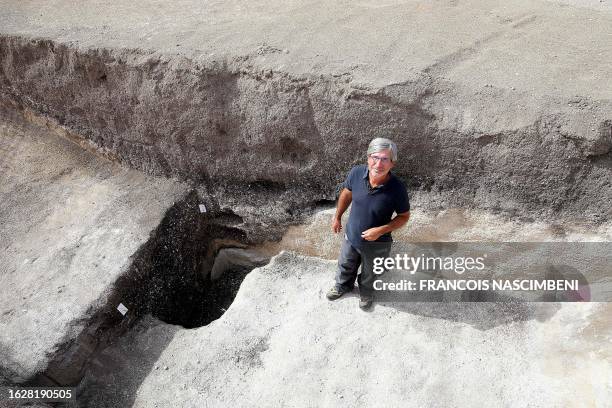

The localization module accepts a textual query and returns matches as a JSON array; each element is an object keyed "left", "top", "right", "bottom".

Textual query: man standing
[{"left": 326, "top": 138, "right": 410, "bottom": 310}]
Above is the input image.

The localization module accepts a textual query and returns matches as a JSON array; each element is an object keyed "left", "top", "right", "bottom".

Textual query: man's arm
[
  {"left": 331, "top": 188, "right": 352, "bottom": 233},
  {"left": 361, "top": 211, "right": 410, "bottom": 241}
]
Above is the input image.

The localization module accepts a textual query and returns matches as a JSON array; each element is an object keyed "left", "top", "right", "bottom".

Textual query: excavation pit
[
  {"left": 147, "top": 234, "right": 270, "bottom": 329},
  {"left": 0, "top": 105, "right": 278, "bottom": 388},
  {"left": 109, "top": 191, "right": 274, "bottom": 330},
  {"left": 1, "top": 1, "right": 611, "bottom": 404}
]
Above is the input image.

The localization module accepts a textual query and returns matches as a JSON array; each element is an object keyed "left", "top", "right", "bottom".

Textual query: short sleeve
[
  {"left": 344, "top": 166, "right": 358, "bottom": 191},
  {"left": 395, "top": 182, "right": 410, "bottom": 214}
]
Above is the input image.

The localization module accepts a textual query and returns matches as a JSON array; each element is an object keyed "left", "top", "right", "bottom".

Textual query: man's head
[{"left": 366, "top": 137, "right": 397, "bottom": 178}]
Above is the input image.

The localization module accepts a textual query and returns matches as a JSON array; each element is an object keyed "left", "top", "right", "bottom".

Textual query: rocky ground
[
  {"left": 75, "top": 251, "right": 611, "bottom": 407},
  {"left": 2, "top": 102, "right": 609, "bottom": 406},
  {"left": 0, "top": 104, "right": 189, "bottom": 384},
  {"left": 0, "top": 0, "right": 610, "bottom": 406}
]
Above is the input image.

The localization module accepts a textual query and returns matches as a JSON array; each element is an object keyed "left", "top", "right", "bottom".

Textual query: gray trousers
[{"left": 335, "top": 237, "right": 392, "bottom": 297}]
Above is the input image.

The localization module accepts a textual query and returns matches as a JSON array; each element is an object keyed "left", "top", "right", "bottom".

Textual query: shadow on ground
[
  {"left": 75, "top": 316, "right": 180, "bottom": 407},
  {"left": 378, "top": 301, "right": 562, "bottom": 331}
]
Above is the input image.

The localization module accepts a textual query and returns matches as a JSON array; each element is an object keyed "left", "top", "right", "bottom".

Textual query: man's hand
[
  {"left": 362, "top": 212, "right": 410, "bottom": 241},
  {"left": 361, "top": 227, "right": 384, "bottom": 241},
  {"left": 332, "top": 189, "right": 352, "bottom": 234},
  {"left": 331, "top": 217, "right": 342, "bottom": 233}
]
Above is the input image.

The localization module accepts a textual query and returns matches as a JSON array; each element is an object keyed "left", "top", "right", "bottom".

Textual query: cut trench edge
[{"left": 11, "top": 189, "right": 305, "bottom": 389}]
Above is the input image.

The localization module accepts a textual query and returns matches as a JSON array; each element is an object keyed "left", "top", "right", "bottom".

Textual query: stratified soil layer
[{"left": 1, "top": 0, "right": 611, "bottom": 221}]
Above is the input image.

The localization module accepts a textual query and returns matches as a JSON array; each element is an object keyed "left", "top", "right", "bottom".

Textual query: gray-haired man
[{"left": 327, "top": 138, "right": 411, "bottom": 310}]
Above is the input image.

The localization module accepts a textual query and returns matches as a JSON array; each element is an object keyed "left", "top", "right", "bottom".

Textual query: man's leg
[
  {"left": 358, "top": 242, "right": 393, "bottom": 303},
  {"left": 334, "top": 237, "right": 362, "bottom": 293}
]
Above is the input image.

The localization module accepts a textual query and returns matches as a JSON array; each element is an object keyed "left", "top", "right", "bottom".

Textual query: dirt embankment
[{"left": 1, "top": 34, "right": 611, "bottom": 222}]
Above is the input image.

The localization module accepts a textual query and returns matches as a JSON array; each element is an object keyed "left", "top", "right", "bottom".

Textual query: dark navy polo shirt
[{"left": 345, "top": 164, "right": 410, "bottom": 249}]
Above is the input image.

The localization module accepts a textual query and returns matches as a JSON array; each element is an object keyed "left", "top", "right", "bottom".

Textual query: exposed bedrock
[
  {"left": 1, "top": 27, "right": 611, "bottom": 222},
  {"left": 0, "top": 106, "right": 273, "bottom": 386},
  {"left": 75, "top": 252, "right": 611, "bottom": 408}
]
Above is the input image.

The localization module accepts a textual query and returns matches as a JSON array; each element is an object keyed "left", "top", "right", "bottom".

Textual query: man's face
[{"left": 367, "top": 149, "right": 394, "bottom": 177}]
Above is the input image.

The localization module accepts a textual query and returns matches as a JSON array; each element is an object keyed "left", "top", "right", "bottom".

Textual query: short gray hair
[{"left": 367, "top": 137, "right": 398, "bottom": 162}]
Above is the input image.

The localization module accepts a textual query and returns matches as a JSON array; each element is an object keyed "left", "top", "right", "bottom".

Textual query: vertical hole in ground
[{"left": 143, "top": 192, "right": 270, "bottom": 329}]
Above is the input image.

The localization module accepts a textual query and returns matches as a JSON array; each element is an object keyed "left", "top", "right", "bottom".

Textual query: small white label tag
[
  {"left": 117, "top": 303, "right": 128, "bottom": 316},
  {"left": 199, "top": 204, "right": 207, "bottom": 213}
]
